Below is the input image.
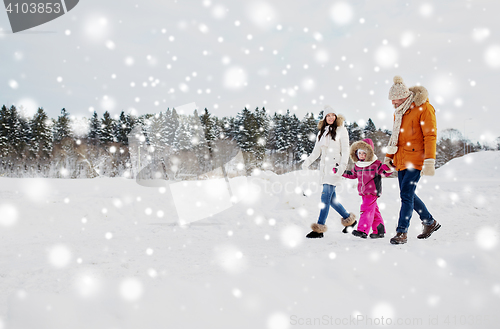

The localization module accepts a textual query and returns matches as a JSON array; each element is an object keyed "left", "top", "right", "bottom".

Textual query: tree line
[{"left": 0, "top": 104, "right": 489, "bottom": 179}]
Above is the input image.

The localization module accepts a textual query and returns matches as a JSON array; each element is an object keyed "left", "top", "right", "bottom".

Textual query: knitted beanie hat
[
  {"left": 323, "top": 105, "right": 335, "bottom": 116},
  {"left": 388, "top": 76, "right": 411, "bottom": 100}
]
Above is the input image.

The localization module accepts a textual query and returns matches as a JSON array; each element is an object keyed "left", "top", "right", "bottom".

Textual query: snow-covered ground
[{"left": 0, "top": 151, "right": 499, "bottom": 329}]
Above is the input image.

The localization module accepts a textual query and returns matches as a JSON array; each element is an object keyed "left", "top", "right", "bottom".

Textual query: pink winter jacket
[
  {"left": 342, "top": 160, "right": 392, "bottom": 197},
  {"left": 340, "top": 138, "right": 393, "bottom": 197}
]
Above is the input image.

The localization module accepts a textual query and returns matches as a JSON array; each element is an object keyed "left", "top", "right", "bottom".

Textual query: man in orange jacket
[{"left": 384, "top": 76, "right": 440, "bottom": 245}]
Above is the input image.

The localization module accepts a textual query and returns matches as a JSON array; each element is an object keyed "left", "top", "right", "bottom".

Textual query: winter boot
[
  {"left": 352, "top": 230, "right": 368, "bottom": 239},
  {"left": 306, "top": 231, "right": 323, "bottom": 238},
  {"left": 390, "top": 232, "right": 407, "bottom": 245},
  {"left": 306, "top": 223, "right": 327, "bottom": 239},
  {"left": 342, "top": 220, "right": 357, "bottom": 234},
  {"left": 341, "top": 213, "right": 357, "bottom": 233},
  {"left": 369, "top": 223, "right": 386, "bottom": 239},
  {"left": 417, "top": 220, "right": 441, "bottom": 239}
]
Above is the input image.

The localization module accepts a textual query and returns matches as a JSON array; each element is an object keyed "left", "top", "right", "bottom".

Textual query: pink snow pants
[{"left": 357, "top": 194, "right": 384, "bottom": 234}]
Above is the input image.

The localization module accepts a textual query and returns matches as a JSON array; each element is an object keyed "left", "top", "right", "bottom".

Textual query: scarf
[
  {"left": 356, "top": 155, "right": 378, "bottom": 168},
  {"left": 386, "top": 92, "right": 415, "bottom": 154}
]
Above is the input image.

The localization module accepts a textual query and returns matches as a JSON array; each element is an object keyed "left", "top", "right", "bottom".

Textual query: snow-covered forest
[{"left": 0, "top": 105, "right": 489, "bottom": 179}]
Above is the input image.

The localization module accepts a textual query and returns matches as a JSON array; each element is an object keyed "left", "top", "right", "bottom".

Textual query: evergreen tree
[
  {"left": 234, "top": 107, "right": 260, "bottom": 172},
  {"left": 115, "top": 111, "right": 129, "bottom": 144},
  {"left": 347, "top": 121, "right": 362, "bottom": 142},
  {"left": 175, "top": 120, "right": 192, "bottom": 151},
  {"left": 200, "top": 108, "right": 218, "bottom": 149},
  {"left": 4, "top": 105, "right": 30, "bottom": 162},
  {"left": 252, "top": 107, "right": 269, "bottom": 167},
  {"left": 147, "top": 112, "right": 167, "bottom": 154},
  {"left": 125, "top": 113, "right": 138, "bottom": 144},
  {"left": 17, "top": 107, "right": 32, "bottom": 157},
  {"left": 190, "top": 109, "right": 210, "bottom": 172},
  {"left": 289, "top": 113, "right": 301, "bottom": 162},
  {"left": 265, "top": 114, "right": 278, "bottom": 156},
  {"left": 298, "top": 112, "right": 317, "bottom": 157},
  {"left": 100, "top": 111, "right": 116, "bottom": 144},
  {"left": 274, "top": 110, "right": 297, "bottom": 154},
  {"left": 363, "top": 118, "right": 377, "bottom": 140},
  {"left": 317, "top": 110, "right": 324, "bottom": 121},
  {"left": 273, "top": 110, "right": 301, "bottom": 171},
  {"left": 53, "top": 108, "right": 72, "bottom": 143},
  {"left": 8, "top": 106, "right": 22, "bottom": 149},
  {"left": 235, "top": 108, "right": 258, "bottom": 152},
  {"left": 88, "top": 111, "right": 101, "bottom": 142},
  {"left": 30, "top": 107, "right": 52, "bottom": 160},
  {"left": 217, "top": 116, "right": 236, "bottom": 141},
  {"left": 165, "top": 108, "right": 179, "bottom": 148},
  {"left": 0, "top": 105, "right": 10, "bottom": 157},
  {"left": 364, "top": 118, "right": 376, "bottom": 133}
]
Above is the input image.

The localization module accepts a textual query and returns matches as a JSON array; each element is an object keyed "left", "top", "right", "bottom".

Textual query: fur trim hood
[
  {"left": 350, "top": 139, "right": 375, "bottom": 162},
  {"left": 409, "top": 86, "right": 429, "bottom": 106},
  {"left": 317, "top": 113, "right": 345, "bottom": 130}
]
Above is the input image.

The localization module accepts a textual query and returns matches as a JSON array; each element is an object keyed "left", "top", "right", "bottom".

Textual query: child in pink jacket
[{"left": 339, "top": 138, "right": 393, "bottom": 239}]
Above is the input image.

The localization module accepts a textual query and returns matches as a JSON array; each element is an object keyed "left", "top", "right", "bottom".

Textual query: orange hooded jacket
[{"left": 385, "top": 86, "right": 437, "bottom": 171}]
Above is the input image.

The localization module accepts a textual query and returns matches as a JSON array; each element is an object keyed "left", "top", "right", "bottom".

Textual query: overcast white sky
[{"left": 0, "top": 0, "right": 499, "bottom": 143}]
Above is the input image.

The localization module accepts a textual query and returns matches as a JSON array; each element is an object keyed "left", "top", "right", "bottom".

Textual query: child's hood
[{"left": 349, "top": 138, "right": 375, "bottom": 162}]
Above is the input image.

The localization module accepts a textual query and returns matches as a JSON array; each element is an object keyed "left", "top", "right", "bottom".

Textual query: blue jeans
[
  {"left": 317, "top": 184, "right": 350, "bottom": 225},
  {"left": 397, "top": 169, "right": 434, "bottom": 233}
]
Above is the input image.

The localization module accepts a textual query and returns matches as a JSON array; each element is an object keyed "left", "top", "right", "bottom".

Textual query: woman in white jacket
[{"left": 302, "top": 107, "right": 357, "bottom": 238}]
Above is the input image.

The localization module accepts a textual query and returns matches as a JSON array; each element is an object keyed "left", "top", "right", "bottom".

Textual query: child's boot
[
  {"left": 369, "top": 223, "right": 385, "bottom": 239},
  {"left": 352, "top": 230, "right": 368, "bottom": 239}
]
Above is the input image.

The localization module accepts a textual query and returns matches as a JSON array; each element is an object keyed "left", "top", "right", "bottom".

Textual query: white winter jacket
[{"left": 302, "top": 114, "right": 350, "bottom": 186}]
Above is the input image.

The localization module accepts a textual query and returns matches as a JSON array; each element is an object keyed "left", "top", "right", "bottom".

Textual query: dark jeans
[
  {"left": 317, "top": 184, "right": 350, "bottom": 225},
  {"left": 397, "top": 169, "right": 434, "bottom": 233}
]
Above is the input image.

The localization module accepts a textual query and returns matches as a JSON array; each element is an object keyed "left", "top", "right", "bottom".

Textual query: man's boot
[
  {"left": 390, "top": 232, "right": 407, "bottom": 245},
  {"left": 417, "top": 220, "right": 441, "bottom": 239}
]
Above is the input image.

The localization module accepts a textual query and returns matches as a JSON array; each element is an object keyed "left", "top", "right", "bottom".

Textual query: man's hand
[
  {"left": 384, "top": 157, "right": 395, "bottom": 169},
  {"left": 421, "top": 158, "right": 435, "bottom": 176}
]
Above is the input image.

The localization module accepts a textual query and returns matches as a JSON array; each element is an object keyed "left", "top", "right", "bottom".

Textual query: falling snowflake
[
  {"left": 246, "top": 2, "right": 277, "bottom": 29},
  {"left": 84, "top": 16, "right": 109, "bottom": 41},
  {"left": 119, "top": 277, "right": 144, "bottom": 301},
  {"left": 374, "top": 45, "right": 399, "bottom": 68},
  {"left": 0, "top": 204, "right": 18, "bottom": 227},
  {"left": 419, "top": 3, "right": 434, "bottom": 17},
  {"left": 48, "top": 244, "right": 72, "bottom": 268},
  {"left": 267, "top": 312, "right": 290, "bottom": 329},
  {"left": 400, "top": 31, "right": 415, "bottom": 47},
  {"left": 8, "top": 80, "right": 19, "bottom": 89},
  {"left": 223, "top": 66, "right": 248, "bottom": 89},
  {"left": 484, "top": 45, "right": 500, "bottom": 69},
  {"left": 75, "top": 273, "right": 101, "bottom": 298},
  {"left": 213, "top": 244, "right": 247, "bottom": 274},
  {"left": 280, "top": 225, "right": 304, "bottom": 248},
  {"left": 315, "top": 49, "right": 330, "bottom": 64},
  {"left": 476, "top": 226, "right": 498, "bottom": 250},
  {"left": 330, "top": 2, "right": 354, "bottom": 25},
  {"left": 472, "top": 27, "right": 490, "bottom": 42}
]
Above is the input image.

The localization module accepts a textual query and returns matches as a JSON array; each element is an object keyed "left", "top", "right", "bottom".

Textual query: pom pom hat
[{"left": 388, "top": 76, "right": 411, "bottom": 100}]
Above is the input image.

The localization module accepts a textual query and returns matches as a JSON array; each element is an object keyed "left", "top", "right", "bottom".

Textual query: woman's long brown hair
[{"left": 318, "top": 116, "right": 338, "bottom": 142}]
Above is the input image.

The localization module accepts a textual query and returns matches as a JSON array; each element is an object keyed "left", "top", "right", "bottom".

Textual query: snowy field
[{"left": 0, "top": 151, "right": 499, "bottom": 329}]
